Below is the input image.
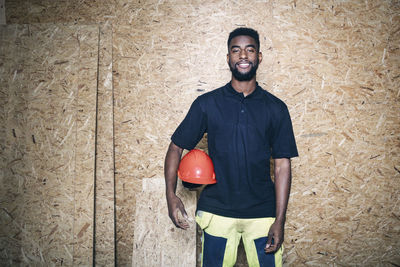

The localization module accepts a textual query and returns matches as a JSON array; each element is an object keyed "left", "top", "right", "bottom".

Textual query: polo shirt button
[{"left": 241, "top": 109, "right": 244, "bottom": 113}]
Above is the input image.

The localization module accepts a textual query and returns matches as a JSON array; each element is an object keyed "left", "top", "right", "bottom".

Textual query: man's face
[{"left": 227, "top": 35, "right": 262, "bottom": 81}]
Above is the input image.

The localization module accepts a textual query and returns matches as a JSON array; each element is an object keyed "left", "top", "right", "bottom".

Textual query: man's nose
[{"left": 239, "top": 49, "right": 247, "bottom": 59}]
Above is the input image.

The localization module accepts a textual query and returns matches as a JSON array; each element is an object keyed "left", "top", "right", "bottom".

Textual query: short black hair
[{"left": 227, "top": 27, "right": 260, "bottom": 51}]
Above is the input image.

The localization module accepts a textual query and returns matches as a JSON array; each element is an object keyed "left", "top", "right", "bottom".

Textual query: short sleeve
[
  {"left": 271, "top": 104, "right": 298, "bottom": 159},
  {"left": 171, "top": 97, "right": 207, "bottom": 150}
]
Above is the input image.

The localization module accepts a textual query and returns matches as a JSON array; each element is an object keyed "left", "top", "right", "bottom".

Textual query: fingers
[
  {"left": 167, "top": 195, "right": 192, "bottom": 230},
  {"left": 264, "top": 232, "right": 282, "bottom": 254},
  {"left": 169, "top": 199, "right": 190, "bottom": 229},
  {"left": 172, "top": 208, "right": 190, "bottom": 229},
  {"left": 264, "top": 239, "right": 279, "bottom": 253},
  {"left": 264, "top": 237, "right": 282, "bottom": 254},
  {"left": 264, "top": 232, "right": 274, "bottom": 253}
]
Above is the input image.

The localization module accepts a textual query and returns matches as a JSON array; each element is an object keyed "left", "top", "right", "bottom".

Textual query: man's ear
[
  {"left": 226, "top": 53, "right": 230, "bottom": 64},
  {"left": 258, "top": 51, "right": 263, "bottom": 64}
]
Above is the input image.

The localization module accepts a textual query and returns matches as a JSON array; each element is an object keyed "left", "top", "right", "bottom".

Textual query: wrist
[
  {"left": 274, "top": 217, "right": 286, "bottom": 225},
  {"left": 166, "top": 190, "right": 177, "bottom": 199}
]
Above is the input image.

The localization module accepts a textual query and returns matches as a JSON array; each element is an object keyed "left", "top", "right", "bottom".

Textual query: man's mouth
[{"left": 236, "top": 62, "right": 251, "bottom": 69}]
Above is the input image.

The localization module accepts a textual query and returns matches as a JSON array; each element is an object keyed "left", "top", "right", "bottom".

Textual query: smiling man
[{"left": 164, "top": 27, "right": 298, "bottom": 267}]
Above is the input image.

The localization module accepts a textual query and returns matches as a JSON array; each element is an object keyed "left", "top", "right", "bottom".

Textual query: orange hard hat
[{"left": 178, "top": 149, "right": 216, "bottom": 184}]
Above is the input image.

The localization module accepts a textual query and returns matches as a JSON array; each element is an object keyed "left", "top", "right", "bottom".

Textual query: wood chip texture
[
  {"left": 0, "top": 24, "right": 98, "bottom": 265},
  {"left": 2, "top": 0, "right": 400, "bottom": 266}
]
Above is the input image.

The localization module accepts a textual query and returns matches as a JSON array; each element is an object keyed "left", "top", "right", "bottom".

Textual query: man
[{"left": 164, "top": 27, "right": 298, "bottom": 267}]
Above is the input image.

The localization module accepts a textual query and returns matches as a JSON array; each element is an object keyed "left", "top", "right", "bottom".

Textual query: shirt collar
[{"left": 224, "top": 82, "right": 263, "bottom": 100}]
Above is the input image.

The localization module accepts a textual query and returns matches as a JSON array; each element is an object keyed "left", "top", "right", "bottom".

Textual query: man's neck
[{"left": 231, "top": 78, "right": 257, "bottom": 97}]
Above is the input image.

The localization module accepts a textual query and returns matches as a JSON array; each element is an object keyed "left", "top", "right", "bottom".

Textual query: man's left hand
[{"left": 264, "top": 220, "right": 284, "bottom": 254}]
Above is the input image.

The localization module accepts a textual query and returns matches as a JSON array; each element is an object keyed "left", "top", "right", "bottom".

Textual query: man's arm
[
  {"left": 265, "top": 158, "right": 292, "bottom": 253},
  {"left": 164, "top": 141, "right": 190, "bottom": 229}
]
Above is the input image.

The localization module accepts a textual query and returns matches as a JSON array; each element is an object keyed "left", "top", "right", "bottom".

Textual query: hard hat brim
[{"left": 179, "top": 176, "right": 217, "bottom": 185}]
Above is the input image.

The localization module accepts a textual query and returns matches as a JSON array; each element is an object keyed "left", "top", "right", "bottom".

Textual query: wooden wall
[
  {"left": 2, "top": 0, "right": 399, "bottom": 266},
  {"left": 0, "top": 24, "right": 98, "bottom": 265}
]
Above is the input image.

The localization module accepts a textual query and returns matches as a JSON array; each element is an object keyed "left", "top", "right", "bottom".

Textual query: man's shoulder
[
  {"left": 196, "top": 84, "right": 226, "bottom": 101},
  {"left": 257, "top": 86, "right": 288, "bottom": 109}
]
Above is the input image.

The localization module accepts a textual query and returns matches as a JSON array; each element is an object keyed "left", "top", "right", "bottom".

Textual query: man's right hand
[
  {"left": 167, "top": 193, "right": 190, "bottom": 229},
  {"left": 164, "top": 142, "right": 189, "bottom": 229}
]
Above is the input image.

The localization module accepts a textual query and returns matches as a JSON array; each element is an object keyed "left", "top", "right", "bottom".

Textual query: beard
[{"left": 229, "top": 58, "right": 259, "bottom": 81}]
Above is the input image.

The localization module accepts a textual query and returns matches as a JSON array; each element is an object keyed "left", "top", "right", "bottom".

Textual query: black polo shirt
[{"left": 172, "top": 82, "right": 298, "bottom": 218}]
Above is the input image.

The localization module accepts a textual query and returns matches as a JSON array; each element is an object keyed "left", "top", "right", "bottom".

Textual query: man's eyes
[{"left": 232, "top": 48, "right": 255, "bottom": 53}]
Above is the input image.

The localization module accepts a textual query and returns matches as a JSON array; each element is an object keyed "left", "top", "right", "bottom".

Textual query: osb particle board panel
[
  {"left": 132, "top": 178, "right": 196, "bottom": 267},
  {"left": 285, "top": 103, "right": 400, "bottom": 266},
  {"left": 112, "top": 2, "right": 274, "bottom": 264},
  {"left": 270, "top": 1, "right": 400, "bottom": 266},
  {"left": 5, "top": 0, "right": 115, "bottom": 24},
  {"left": 0, "top": 24, "right": 24, "bottom": 265},
  {"left": 270, "top": 0, "right": 399, "bottom": 107},
  {"left": 71, "top": 24, "right": 98, "bottom": 266},
  {"left": 0, "top": 24, "right": 98, "bottom": 265},
  {"left": 95, "top": 22, "right": 115, "bottom": 266},
  {"left": 5, "top": 0, "right": 271, "bottom": 27}
]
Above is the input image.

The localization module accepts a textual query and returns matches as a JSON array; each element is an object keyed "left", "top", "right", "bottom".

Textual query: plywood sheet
[
  {"left": 0, "top": 24, "right": 98, "bottom": 266},
  {"left": 95, "top": 22, "right": 115, "bottom": 266},
  {"left": 132, "top": 178, "right": 196, "bottom": 267},
  {"left": 271, "top": 1, "right": 400, "bottom": 266},
  {"left": 72, "top": 24, "right": 98, "bottom": 266},
  {"left": 5, "top": 0, "right": 115, "bottom": 24}
]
